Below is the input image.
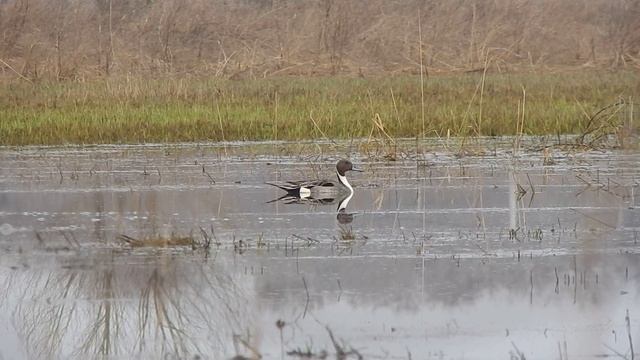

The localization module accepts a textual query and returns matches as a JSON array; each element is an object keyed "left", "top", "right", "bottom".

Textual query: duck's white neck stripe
[
  {"left": 338, "top": 191, "right": 353, "bottom": 211},
  {"left": 337, "top": 172, "right": 353, "bottom": 193}
]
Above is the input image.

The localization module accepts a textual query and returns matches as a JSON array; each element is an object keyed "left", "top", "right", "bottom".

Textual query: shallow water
[{"left": 0, "top": 138, "right": 639, "bottom": 359}]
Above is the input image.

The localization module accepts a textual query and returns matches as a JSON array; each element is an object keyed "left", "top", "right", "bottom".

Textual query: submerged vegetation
[{"left": 1, "top": 70, "right": 638, "bottom": 145}]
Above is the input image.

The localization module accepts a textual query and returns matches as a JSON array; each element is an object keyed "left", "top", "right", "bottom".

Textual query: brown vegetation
[{"left": 1, "top": 0, "right": 640, "bottom": 81}]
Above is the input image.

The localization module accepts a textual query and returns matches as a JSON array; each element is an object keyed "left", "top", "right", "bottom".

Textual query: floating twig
[
  {"left": 202, "top": 165, "right": 216, "bottom": 184},
  {"left": 302, "top": 276, "right": 310, "bottom": 319},
  {"left": 627, "top": 309, "right": 635, "bottom": 360}
]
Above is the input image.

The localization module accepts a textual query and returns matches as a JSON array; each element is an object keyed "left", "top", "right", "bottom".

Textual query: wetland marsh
[
  {"left": 0, "top": 138, "right": 638, "bottom": 359},
  {"left": 1, "top": 71, "right": 638, "bottom": 145}
]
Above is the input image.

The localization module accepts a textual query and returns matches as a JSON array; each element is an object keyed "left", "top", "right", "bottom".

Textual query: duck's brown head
[{"left": 336, "top": 159, "right": 362, "bottom": 176}]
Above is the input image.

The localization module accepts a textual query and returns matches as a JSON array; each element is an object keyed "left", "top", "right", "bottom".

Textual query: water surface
[{"left": 0, "top": 138, "right": 638, "bottom": 359}]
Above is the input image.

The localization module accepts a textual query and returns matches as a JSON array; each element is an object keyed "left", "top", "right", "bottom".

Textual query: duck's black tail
[
  {"left": 265, "top": 193, "right": 295, "bottom": 204},
  {"left": 265, "top": 181, "right": 301, "bottom": 195}
]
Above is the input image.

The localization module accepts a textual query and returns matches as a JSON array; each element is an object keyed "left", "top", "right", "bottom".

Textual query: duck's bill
[{"left": 351, "top": 167, "right": 364, "bottom": 172}]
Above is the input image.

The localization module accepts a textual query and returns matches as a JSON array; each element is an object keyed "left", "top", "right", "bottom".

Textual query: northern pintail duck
[{"left": 266, "top": 159, "right": 362, "bottom": 208}]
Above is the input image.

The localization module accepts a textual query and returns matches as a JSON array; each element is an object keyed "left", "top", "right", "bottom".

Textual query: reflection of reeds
[
  {"left": 78, "top": 270, "right": 122, "bottom": 356},
  {"left": 10, "top": 251, "right": 248, "bottom": 358},
  {"left": 14, "top": 270, "right": 80, "bottom": 358},
  {"left": 138, "top": 269, "right": 189, "bottom": 355}
]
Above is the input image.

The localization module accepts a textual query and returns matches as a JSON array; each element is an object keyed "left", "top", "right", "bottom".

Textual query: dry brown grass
[
  {"left": 0, "top": 0, "right": 639, "bottom": 81},
  {"left": 117, "top": 234, "right": 194, "bottom": 248}
]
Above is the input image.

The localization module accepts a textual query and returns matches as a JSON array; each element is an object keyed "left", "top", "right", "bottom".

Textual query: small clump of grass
[
  {"left": 1, "top": 71, "right": 638, "bottom": 146},
  {"left": 117, "top": 233, "right": 194, "bottom": 248}
]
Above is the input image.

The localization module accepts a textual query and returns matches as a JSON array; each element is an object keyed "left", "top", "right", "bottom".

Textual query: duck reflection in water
[{"left": 336, "top": 191, "right": 366, "bottom": 245}]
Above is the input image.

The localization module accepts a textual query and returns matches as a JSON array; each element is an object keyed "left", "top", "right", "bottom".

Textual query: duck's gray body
[
  {"left": 266, "top": 159, "right": 360, "bottom": 208},
  {"left": 265, "top": 177, "right": 349, "bottom": 197}
]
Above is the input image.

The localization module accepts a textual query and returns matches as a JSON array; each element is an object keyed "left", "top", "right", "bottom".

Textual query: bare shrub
[{"left": 1, "top": 0, "right": 639, "bottom": 80}]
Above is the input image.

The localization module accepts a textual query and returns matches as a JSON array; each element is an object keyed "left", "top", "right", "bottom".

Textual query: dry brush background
[{"left": 1, "top": 0, "right": 640, "bottom": 81}]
